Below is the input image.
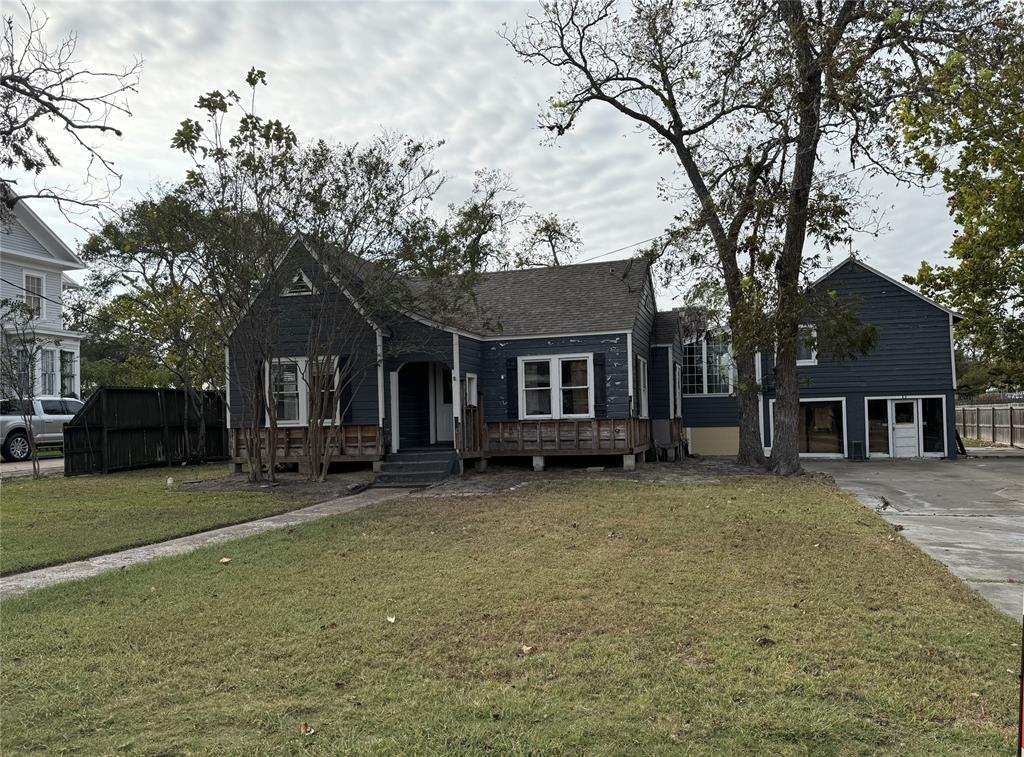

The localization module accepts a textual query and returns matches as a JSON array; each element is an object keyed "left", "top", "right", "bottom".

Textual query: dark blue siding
[
  {"left": 649, "top": 346, "right": 671, "bottom": 419},
  {"left": 481, "top": 333, "right": 630, "bottom": 420},
  {"left": 228, "top": 249, "right": 378, "bottom": 426},
  {"left": 682, "top": 395, "right": 738, "bottom": 427}
]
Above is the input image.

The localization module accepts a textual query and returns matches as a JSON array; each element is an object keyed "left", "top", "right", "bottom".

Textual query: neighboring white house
[{"left": 0, "top": 198, "right": 84, "bottom": 398}]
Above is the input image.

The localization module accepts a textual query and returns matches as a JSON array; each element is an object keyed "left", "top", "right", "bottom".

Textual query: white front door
[
  {"left": 431, "top": 363, "right": 454, "bottom": 443},
  {"left": 891, "top": 400, "right": 919, "bottom": 457}
]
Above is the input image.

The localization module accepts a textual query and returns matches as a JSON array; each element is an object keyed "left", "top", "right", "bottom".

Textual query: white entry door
[
  {"left": 431, "top": 363, "right": 454, "bottom": 443},
  {"left": 891, "top": 400, "right": 919, "bottom": 458}
]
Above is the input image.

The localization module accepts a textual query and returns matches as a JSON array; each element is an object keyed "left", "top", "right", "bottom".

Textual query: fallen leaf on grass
[
  {"left": 516, "top": 644, "right": 537, "bottom": 657},
  {"left": 298, "top": 722, "right": 315, "bottom": 736},
  {"left": 219, "top": 557, "right": 232, "bottom": 564},
  {"left": 386, "top": 615, "right": 396, "bottom": 624},
  {"left": 754, "top": 637, "right": 776, "bottom": 647}
]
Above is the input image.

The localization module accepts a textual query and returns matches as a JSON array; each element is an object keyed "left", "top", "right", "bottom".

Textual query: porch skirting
[{"left": 229, "top": 425, "right": 383, "bottom": 463}]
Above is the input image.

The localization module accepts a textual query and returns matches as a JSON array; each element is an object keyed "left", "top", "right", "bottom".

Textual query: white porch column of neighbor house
[{"left": 623, "top": 453, "right": 637, "bottom": 471}]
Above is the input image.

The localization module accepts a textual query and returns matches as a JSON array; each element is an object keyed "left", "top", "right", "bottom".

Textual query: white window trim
[
  {"left": 682, "top": 337, "right": 734, "bottom": 397},
  {"left": 40, "top": 348, "right": 57, "bottom": 395},
  {"left": 517, "top": 353, "right": 595, "bottom": 420},
  {"left": 280, "top": 270, "right": 316, "bottom": 297},
  {"left": 674, "top": 362, "right": 683, "bottom": 419},
  {"left": 23, "top": 270, "right": 46, "bottom": 320},
  {"left": 796, "top": 325, "right": 818, "bottom": 366},
  {"left": 464, "top": 372, "right": 479, "bottom": 407},
  {"left": 863, "top": 395, "right": 948, "bottom": 459},
  {"left": 265, "top": 356, "right": 342, "bottom": 427},
  {"left": 636, "top": 355, "right": 649, "bottom": 418},
  {"left": 768, "top": 396, "right": 848, "bottom": 459}
]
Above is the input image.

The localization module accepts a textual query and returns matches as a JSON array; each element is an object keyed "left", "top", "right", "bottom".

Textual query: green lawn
[
  {"left": 0, "top": 465, "right": 311, "bottom": 575},
  {"left": 1, "top": 478, "right": 1018, "bottom": 755}
]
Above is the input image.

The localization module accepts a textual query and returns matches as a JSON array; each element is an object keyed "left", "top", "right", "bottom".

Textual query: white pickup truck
[{"left": 0, "top": 396, "right": 84, "bottom": 462}]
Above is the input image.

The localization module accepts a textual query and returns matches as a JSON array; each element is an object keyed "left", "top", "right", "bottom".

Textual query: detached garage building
[{"left": 679, "top": 256, "right": 961, "bottom": 460}]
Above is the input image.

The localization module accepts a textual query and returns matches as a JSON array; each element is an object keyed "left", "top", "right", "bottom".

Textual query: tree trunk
[
  {"left": 771, "top": 339, "right": 803, "bottom": 475},
  {"left": 734, "top": 351, "right": 766, "bottom": 468}
]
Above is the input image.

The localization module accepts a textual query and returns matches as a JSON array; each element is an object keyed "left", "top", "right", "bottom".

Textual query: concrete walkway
[
  {"left": 0, "top": 487, "right": 411, "bottom": 600},
  {"left": 807, "top": 458, "right": 1024, "bottom": 618}
]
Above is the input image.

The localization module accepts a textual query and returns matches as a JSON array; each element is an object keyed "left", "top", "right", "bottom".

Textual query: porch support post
[
  {"left": 231, "top": 462, "right": 242, "bottom": 474},
  {"left": 474, "top": 458, "right": 487, "bottom": 473},
  {"left": 623, "top": 453, "right": 637, "bottom": 471},
  {"left": 532, "top": 455, "right": 545, "bottom": 472}
]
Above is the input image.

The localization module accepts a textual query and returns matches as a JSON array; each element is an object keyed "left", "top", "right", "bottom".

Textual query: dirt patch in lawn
[
  {"left": 180, "top": 468, "right": 375, "bottom": 500},
  {"left": 423, "top": 455, "right": 771, "bottom": 497}
]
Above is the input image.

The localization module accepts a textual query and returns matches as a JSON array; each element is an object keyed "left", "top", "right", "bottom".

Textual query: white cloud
[{"left": 16, "top": 1, "right": 955, "bottom": 295}]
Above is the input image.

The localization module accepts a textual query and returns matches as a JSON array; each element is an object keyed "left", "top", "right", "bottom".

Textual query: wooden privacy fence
[
  {"left": 956, "top": 404, "right": 1024, "bottom": 448},
  {"left": 64, "top": 387, "right": 229, "bottom": 476}
]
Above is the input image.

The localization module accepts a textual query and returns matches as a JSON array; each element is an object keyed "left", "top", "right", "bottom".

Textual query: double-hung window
[
  {"left": 682, "top": 334, "right": 733, "bottom": 395},
  {"left": 60, "top": 351, "right": 76, "bottom": 397},
  {"left": 519, "top": 354, "right": 593, "bottom": 419},
  {"left": 796, "top": 326, "right": 818, "bottom": 366},
  {"left": 634, "top": 355, "right": 649, "bottom": 418},
  {"left": 270, "top": 359, "right": 302, "bottom": 423},
  {"left": 24, "top": 272, "right": 44, "bottom": 319},
  {"left": 41, "top": 349, "right": 56, "bottom": 395}
]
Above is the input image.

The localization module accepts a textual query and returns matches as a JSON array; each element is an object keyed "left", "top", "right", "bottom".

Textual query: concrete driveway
[
  {"left": 0, "top": 456, "right": 65, "bottom": 479},
  {"left": 805, "top": 457, "right": 1024, "bottom": 617}
]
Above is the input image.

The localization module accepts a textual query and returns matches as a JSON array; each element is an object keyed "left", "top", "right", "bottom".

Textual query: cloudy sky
[{"left": 23, "top": 1, "right": 956, "bottom": 301}]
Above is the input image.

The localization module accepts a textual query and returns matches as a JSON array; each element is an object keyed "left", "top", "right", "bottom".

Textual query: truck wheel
[{"left": 2, "top": 431, "right": 31, "bottom": 462}]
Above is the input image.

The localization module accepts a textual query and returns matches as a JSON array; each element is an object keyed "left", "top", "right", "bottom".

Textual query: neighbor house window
[
  {"left": 24, "top": 272, "right": 44, "bottom": 318},
  {"left": 683, "top": 334, "right": 733, "bottom": 395},
  {"left": 519, "top": 354, "right": 593, "bottom": 419},
  {"left": 634, "top": 355, "right": 649, "bottom": 417},
  {"left": 15, "top": 348, "right": 32, "bottom": 392},
  {"left": 60, "top": 351, "right": 76, "bottom": 397},
  {"left": 40, "top": 349, "right": 56, "bottom": 395},
  {"left": 271, "top": 359, "right": 301, "bottom": 423},
  {"left": 796, "top": 326, "right": 818, "bottom": 366}
]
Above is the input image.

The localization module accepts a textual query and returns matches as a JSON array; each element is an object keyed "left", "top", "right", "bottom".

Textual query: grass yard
[
  {"left": 0, "top": 465, "right": 312, "bottom": 575},
  {"left": 2, "top": 477, "right": 1019, "bottom": 755}
]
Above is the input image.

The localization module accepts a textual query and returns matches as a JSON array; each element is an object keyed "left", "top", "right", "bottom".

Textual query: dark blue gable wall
[
  {"left": 650, "top": 346, "right": 670, "bottom": 418},
  {"left": 481, "top": 334, "right": 630, "bottom": 420},
  {"left": 228, "top": 249, "right": 379, "bottom": 427}
]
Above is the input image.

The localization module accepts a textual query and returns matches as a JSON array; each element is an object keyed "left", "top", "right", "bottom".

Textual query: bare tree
[
  {"left": 0, "top": 298, "right": 58, "bottom": 477},
  {"left": 505, "top": 0, "right": 1000, "bottom": 473},
  {"left": 515, "top": 213, "right": 581, "bottom": 267},
  {"left": 1, "top": 2, "right": 141, "bottom": 217}
]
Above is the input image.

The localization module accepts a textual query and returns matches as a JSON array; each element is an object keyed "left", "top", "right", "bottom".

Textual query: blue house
[
  {"left": 226, "top": 248, "right": 959, "bottom": 484},
  {"left": 681, "top": 257, "right": 961, "bottom": 460},
  {"left": 226, "top": 242, "right": 677, "bottom": 484}
]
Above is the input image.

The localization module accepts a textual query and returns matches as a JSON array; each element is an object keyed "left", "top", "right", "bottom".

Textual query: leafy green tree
[
  {"left": 506, "top": 0, "right": 1002, "bottom": 473},
  {"left": 903, "top": 11, "right": 1024, "bottom": 391}
]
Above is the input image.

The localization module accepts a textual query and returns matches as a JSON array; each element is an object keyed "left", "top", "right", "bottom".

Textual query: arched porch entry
[{"left": 389, "top": 360, "right": 454, "bottom": 453}]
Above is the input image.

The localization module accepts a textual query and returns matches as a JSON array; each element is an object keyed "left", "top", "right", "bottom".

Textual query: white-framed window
[
  {"left": 518, "top": 354, "right": 594, "bottom": 419},
  {"left": 41, "top": 349, "right": 56, "bottom": 395},
  {"left": 281, "top": 270, "right": 315, "bottom": 297},
  {"left": 463, "top": 372, "right": 478, "bottom": 407},
  {"left": 796, "top": 326, "right": 818, "bottom": 366},
  {"left": 23, "top": 271, "right": 44, "bottom": 319},
  {"left": 682, "top": 334, "right": 733, "bottom": 396},
  {"left": 60, "top": 350, "right": 77, "bottom": 397},
  {"left": 635, "top": 355, "right": 649, "bottom": 418},
  {"left": 673, "top": 362, "right": 683, "bottom": 418},
  {"left": 267, "top": 356, "right": 344, "bottom": 426}
]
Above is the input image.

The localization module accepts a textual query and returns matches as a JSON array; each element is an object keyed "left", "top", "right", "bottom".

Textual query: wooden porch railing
[
  {"left": 230, "top": 424, "right": 383, "bottom": 462},
  {"left": 484, "top": 417, "right": 652, "bottom": 455},
  {"left": 458, "top": 404, "right": 485, "bottom": 457}
]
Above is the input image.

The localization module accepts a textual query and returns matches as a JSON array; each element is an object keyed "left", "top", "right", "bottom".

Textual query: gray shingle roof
[
  {"left": 652, "top": 311, "right": 681, "bottom": 345},
  {"left": 445, "top": 258, "right": 652, "bottom": 337}
]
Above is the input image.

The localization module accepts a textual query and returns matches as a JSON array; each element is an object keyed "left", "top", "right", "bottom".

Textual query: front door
[
  {"left": 431, "top": 363, "right": 454, "bottom": 444},
  {"left": 891, "top": 400, "right": 919, "bottom": 457}
]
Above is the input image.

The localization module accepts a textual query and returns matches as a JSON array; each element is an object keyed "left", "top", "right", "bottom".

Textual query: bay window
[{"left": 519, "top": 354, "right": 594, "bottom": 419}]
